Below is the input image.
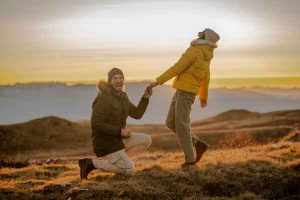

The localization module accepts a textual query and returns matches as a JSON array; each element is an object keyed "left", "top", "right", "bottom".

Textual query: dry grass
[{"left": 1, "top": 142, "right": 300, "bottom": 200}]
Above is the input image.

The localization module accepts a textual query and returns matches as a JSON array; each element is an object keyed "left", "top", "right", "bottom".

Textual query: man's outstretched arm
[
  {"left": 128, "top": 88, "right": 152, "bottom": 119},
  {"left": 128, "top": 97, "right": 149, "bottom": 119}
]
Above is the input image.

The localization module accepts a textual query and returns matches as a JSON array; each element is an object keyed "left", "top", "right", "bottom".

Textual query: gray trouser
[
  {"left": 166, "top": 89, "right": 200, "bottom": 163},
  {"left": 92, "top": 133, "right": 152, "bottom": 175}
]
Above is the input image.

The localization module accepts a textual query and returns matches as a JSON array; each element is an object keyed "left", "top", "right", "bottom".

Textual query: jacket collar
[
  {"left": 100, "top": 83, "right": 127, "bottom": 99},
  {"left": 190, "top": 38, "right": 217, "bottom": 48}
]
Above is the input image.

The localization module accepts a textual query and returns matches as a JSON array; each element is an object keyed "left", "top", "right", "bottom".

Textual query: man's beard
[{"left": 113, "top": 83, "right": 123, "bottom": 91}]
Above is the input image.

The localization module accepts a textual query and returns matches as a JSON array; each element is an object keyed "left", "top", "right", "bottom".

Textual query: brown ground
[
  {"left": 1, "top": 109, "right": 300, "bottom": 199},
  {"left": 1, "top": 142, "right": 299, "bottom": 200}
]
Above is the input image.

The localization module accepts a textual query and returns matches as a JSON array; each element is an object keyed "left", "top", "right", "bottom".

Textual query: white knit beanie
[{"left": 199, "top": 28, "right": 220, "bottom": 43}]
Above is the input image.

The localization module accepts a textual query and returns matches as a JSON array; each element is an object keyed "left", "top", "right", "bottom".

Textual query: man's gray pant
[
  {"left": 92, "top": 133, "right": 151, "bottom": 175},
  {"left": 166, "top": 89, "right": 203, "bottom": 163}
]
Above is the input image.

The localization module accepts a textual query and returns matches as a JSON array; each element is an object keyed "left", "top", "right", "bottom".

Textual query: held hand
[
  {"left": 200, "top": 100, "right": 207, "bottom": 108},
  {"left": 143, "top": 86, "right": 153, "bottom": 99},
  {"left": 148, "top": 81, "right": 158, "bottom": 89}
]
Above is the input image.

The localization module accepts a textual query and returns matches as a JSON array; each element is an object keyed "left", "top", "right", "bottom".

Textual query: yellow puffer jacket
[{"left": 156, "top": 44, "right": 215, "bottom": 101}]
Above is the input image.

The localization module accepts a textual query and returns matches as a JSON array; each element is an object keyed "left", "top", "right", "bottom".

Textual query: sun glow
[
  {"left": 45, "top": 1, "right": 260, "bottom": 50},
  {"left": 1, "top": 0, "right": 300, "bottom": 85}
]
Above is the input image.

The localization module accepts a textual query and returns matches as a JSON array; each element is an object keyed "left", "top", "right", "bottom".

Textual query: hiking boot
[
  {"left": 181, "top": 162, "right": 196, "bottom": 169},
  {"left": 78, "top": 158, "right": 95, "bottom": 179},
  {"left": 194, "top": 141, "right": 209, "bottom": 164}
]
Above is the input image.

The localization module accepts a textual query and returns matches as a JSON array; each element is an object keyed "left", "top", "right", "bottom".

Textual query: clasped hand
[{"left": 143, "top": 82, "right": 158, "bottom": 99}]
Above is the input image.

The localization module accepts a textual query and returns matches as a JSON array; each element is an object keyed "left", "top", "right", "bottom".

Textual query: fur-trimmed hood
[{"left": 190, "top": 39, "right": 217, "bottom": 48}]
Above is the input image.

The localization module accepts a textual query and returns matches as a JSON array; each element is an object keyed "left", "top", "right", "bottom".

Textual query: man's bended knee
[{"left": 145, "top": 135, "right": 152, "bottom": 149}]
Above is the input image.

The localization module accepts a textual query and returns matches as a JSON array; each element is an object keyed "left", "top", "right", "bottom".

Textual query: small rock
[{"left": 45, "top": 158, "right": 63, "bottom": 164}]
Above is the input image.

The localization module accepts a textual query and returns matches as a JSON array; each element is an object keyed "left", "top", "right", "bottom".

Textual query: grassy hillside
[
  {"left": 1, "top": 109, "right": 299, "bottom": 158},
  {"left": 0, "top": 116, "right": 92, "bottom": 157},
  {"left": 1, "top": 142, "right": 299, "bottom": 200}
]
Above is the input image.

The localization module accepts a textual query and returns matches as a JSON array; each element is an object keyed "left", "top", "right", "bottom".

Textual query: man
[
  {"left": 148, "top": 28, "right": 220, "bottom": 167},
  {"left": 79, "top": 68, "right": 152, "bottom": 179}
]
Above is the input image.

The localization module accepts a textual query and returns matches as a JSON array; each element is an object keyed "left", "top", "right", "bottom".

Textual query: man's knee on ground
[{"left": 124, "top": 164, "right": 136, "bottom": 175}]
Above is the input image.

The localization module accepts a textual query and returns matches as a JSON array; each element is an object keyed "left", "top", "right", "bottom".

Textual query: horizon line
[{"left": 1, "top": 76, "right": 300, "bottom": 86}]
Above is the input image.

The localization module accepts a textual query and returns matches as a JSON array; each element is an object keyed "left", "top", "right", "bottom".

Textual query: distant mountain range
[
  {"left": 1, "top": 109, "right": 299, "bottom": 157},
  {"left": 0, "top": 83, "right": 300, "bottom": 125}
]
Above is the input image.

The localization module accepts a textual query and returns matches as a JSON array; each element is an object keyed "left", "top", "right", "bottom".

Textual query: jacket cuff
[
  {"left": 199, "top": 95, "right": 208, "bottom": 101},
  {"left": 156, "top": 77, "right": 165, "bottom": 85}
]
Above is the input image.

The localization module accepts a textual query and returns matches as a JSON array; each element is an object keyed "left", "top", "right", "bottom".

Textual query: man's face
[{"left": 110, "top": 74, "right": 124, "bottom": 91}]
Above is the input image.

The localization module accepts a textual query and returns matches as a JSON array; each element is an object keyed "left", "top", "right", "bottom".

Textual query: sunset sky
[{"left": 1, "top": 0, "right": 300, "bottom": 85}]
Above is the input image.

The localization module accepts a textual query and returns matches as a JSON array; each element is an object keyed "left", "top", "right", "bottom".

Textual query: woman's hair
[{"left": 198, "top": 31, "right": 205, "bottom": 39}]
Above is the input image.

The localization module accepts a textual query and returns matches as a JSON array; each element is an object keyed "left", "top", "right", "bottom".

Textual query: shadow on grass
[{"left": 1, "top": 160, "right": 299, "bottom": 200}]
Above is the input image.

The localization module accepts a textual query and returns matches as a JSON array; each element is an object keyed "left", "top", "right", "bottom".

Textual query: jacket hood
[
  {"left": 190, "top": 39, "right": 215, "bottom": 61},
  {"left": 190, "top": 38, "right": 217, "bottom": 48},
  {"left": 97, "top": 80, "right": 109, "bottom": 93}
]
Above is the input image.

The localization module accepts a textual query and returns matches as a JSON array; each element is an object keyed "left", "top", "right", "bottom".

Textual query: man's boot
[
  {"left": 78, "top": 158, "right": 96, "bottom": 179},
  {"left": 194, "top": 141, "right": 209, "bottom": 164}
]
